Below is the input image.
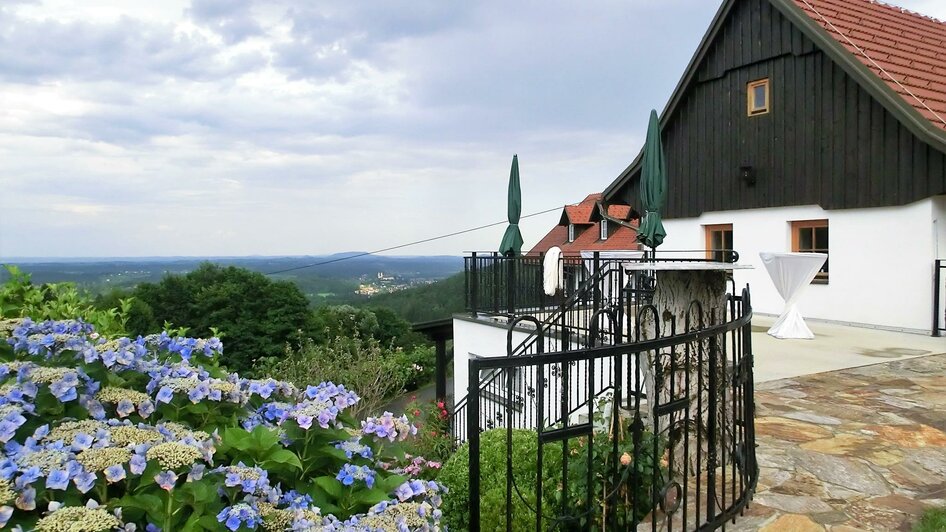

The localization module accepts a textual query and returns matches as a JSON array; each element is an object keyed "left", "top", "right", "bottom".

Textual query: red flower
[{"left": 437, "top": 401, "right": 445, "bottom": 409}]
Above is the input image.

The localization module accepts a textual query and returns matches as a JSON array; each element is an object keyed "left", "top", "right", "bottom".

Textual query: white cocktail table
[{"left": 759, "top": 252, "right": 828, "bottom": 339}]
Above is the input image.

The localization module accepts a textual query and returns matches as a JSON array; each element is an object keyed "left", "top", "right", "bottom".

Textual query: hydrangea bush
[{"left": 0, "top": 317, "right": 446, "bottom": 531}]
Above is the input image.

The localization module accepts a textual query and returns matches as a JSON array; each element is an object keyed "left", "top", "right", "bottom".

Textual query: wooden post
[{"left": 435, "top": 337, "right": 447, "bottom": 401}]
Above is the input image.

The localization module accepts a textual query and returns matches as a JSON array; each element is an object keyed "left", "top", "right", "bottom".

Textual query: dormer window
[
  {"left": 600, "top": 220, "right": 609, "bottom": 241},
  {"left": 568, "top": 224, "right": 576, "bottom": 242}
]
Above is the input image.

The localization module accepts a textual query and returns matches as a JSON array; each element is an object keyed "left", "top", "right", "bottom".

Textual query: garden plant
[{"left": 0, "top": 314, "right": 446, "bottom": 531}]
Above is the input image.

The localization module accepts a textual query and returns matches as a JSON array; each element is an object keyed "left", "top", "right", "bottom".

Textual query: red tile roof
[
  {"left": 562, "top": 193, "right": 603, "bottom": 225},
  {"left": 529, "top": 193, "right": 639, "bottom": 256},
  {"left": 794, "top": 0, "right": 946, "bottom": 131}
]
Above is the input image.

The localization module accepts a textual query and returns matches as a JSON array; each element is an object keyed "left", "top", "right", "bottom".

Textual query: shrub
[
  {"left": 0, "top": 266, "right": 133, "bottom": 336},
  {"left": 438, "top": 399, "right": 667, "bottom": 531},
  {"left": 0, "top": 315, "right": 446, "bottom": 530},
  {"left": 405, "top": 398, "right": 455, "bottom": 464},
  {"left": 256, "top": 335, "right": 409, "bottom": 420},
  {"left": 438, "top": 428, "right": 563, "bottom": 531},
  {"left": 390, "top": 346, "right": 437, "bottom": 391}
]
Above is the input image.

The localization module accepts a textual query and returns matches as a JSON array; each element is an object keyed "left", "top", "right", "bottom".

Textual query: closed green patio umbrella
[
  {"left": 498, "top": 154, "right": 524, "bottom": 256},
  {"left": 637, "top": 110, "right": 668, "bottom": 250}
]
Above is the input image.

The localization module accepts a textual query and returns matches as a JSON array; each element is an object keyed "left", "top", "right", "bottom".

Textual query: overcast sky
[{"left": 1, "top": 0, "right": 944, "bottom": 258}]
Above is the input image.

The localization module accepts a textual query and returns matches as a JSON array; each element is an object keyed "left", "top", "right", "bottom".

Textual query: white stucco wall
[
  {"left": 451, "top": 316, "right": 535, "bottom": 405},
  {"left": 452, "top": 315, "right": 618, "bottom": 427},
  {"left": 659, "top": 198, "right": 940, "bottom": 332}
]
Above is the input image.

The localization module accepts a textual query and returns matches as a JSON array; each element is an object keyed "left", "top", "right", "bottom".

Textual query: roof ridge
[
  {"left": 865, "top": 0, "right": 946, "bottom": 25},
  {"left": 798, "top": 0, "right": 946, "bottom": 128}
]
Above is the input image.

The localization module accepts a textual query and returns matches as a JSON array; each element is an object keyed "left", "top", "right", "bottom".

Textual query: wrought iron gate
[{"left": 465, "top": 288, "right": 757, "bottom": 531}]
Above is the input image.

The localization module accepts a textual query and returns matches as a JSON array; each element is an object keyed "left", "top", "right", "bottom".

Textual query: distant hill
[
  {"left": 361, "top": 272, "right": 466, "bottom": 323},
  {"left": 0, "top": 255, "right": 463, "bottom": 306}
]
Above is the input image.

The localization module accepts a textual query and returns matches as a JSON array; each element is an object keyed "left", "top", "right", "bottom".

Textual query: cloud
[
  {"left": 0, "top": 8, "right": 265, "bottom": 84},
  {"left": 186, "top": 0, "right": 263, "bottom": 44}
]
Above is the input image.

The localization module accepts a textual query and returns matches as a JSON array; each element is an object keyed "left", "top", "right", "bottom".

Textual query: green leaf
[
  {"left": 354, "top": 488, "right": 389, "bottom": 506},
  {"left": 377, "top": 474, "right": 408, "bottom": 493},
  {"left": 313, "top": 476, "right": 343, "bottom": 500},
  {"left": 250, "top": 425, "right": 281, "bottom": 448},
  {"left": 119, "top": 493, "right": 165, "bottom": 521},
  {"left": 262, "top": 449, "right": 302, "bottom": 471},
  {"left": 221, "top": 427, "right": 253, "bottom": 451}
]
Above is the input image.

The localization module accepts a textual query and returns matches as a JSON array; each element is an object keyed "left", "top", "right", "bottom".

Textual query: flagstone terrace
[{"left": 732, "top": 353, "right": 946, "bottom": 531}]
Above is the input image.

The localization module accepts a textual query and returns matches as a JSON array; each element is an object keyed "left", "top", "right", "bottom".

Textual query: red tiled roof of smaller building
[
  {"left": 527, "top": 225, "right": 568, "bottom": 257},
  {"left": 794, "top": 0, "right": 946, "bottom": 131},
  {"left": 562, "top": 193, "right": 604, "bottom": 225},
  {"left": 604, "top": 204, "right": 633, "bottom": 220},
  {"left": 528, "top": 193, "right": 639, "bottom": 256}
]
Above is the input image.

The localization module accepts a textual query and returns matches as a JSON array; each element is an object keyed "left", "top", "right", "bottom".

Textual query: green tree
[
  {"left": 131, "top": 263, "right": 313, "bottom": 374},
  {"left": 364, "top": 273, "right": 465, "bottom": 323}
]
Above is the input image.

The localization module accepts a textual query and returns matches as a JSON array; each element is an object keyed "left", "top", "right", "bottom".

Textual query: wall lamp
[{"left": 740, "top": 165, "right": 756, "bottom": 187}]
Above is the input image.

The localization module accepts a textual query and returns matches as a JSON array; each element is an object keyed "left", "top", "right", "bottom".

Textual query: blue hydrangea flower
[
  {"left": 138, "top": 400, "right": 155, "bottom": 418},
  {"left": 216, "top": 503, "right": 261, "bottom": 531},
  {"left": 15, "top": 486, "right": 35, "bottom": 510},
  {"left": 45, "top": 469, "right": 70, "bottom": 490},
  {"left": 335, "top": 463, "right": 375, "bottom": 489},
  {"left": 155, "top": 387, "right": 174, "bottom": 404},
  {"left": 74, "top": 470, "right": 96, "bottom": 493},
  {"left": 130, "top": 453, "right": 147, "bottom": 475},
  {"left": 116, "top": 399, "right": 135, "bottom": 418},
  {"left": 105, "top": 464, "right": 126, "bottom": 483},
  {"left": 334, "top": 439, "right": 372, "bottom": 459},
  {"left": 155, "top": 470, "right": 178, "bottom": 491},
  {"left": 72, "top": 433, "right": 93, "bottom": 451},
  {"left": 186, "top": 464, "right": 205, "bottom": 482}
]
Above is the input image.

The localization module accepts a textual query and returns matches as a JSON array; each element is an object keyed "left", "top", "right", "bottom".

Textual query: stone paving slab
[{"left": 731, "top": 354, "right": 946, "bottom": 531}]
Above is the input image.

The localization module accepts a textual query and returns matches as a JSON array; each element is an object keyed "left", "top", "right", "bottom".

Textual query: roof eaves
[{"left": 772, "top": 0, "right": 946, "bottom": 151}]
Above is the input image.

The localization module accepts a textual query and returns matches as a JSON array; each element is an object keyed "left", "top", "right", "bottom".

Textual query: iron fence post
[
  {"left": 492, "top": 252, "right": 500, "bottom": 314},
  {"left": 470, "top": 252, "right": 479, "bottom": 318},
  {"left": 506, "top": 254, "right": 515, "bottom": 315},
  {"left": 706, "top": 311, "right": 719, "bottom": 524},
  {"left": 468, "top": 357, "right": 481, "bottom": 532},
  {"left": 934, "top": 259, "right": 941, "bottom": 336},
  {"left": 593, "top": 251, "right": 601, "bottom": 315}
]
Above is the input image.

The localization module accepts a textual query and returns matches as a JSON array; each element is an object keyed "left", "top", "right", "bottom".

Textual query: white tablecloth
[{"left": 759, "top": 252, "right": 828, "bottom": 339}]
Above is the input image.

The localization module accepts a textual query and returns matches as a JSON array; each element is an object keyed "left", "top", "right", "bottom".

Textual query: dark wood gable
[{"left": 605, "top": 0, "right": 946, "bottom": 219}]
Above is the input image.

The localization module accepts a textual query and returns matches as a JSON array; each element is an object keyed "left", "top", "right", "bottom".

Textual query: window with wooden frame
[
  {"left": 599, "top": 220, "right": 609, "bottom": 241},
  {"left": 792, "top": 219, "right": 829, "bottom": 283},
  {"left": 704, "top": 224, "right": 734, "bottom": 263},
  {"left": 747, "top": 79, "right": 770, "bottom": 116}
]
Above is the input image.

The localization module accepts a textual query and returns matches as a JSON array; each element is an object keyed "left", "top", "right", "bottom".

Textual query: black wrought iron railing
[
  {"left": 464, "top": 287, "right": 757, "bottom": 531},
  {"left": 934, "top": 259, "right": 946, "bottom": 336},
  {"left": 464, "top": 250, "right": 739, "bottom": 318},
  {"left": 452, "top": 250, "right": 741, "bottom": 444},
  {"left": 451, "top": 254, "right": 640, "bottom": 443}
]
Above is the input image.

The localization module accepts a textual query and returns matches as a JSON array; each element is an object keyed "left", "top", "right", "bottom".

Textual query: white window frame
[
  {"left": 600, "top": 220, "right": 609, "bottom": 241},
  {"left": 568, "top": 224, "right": 576, "bottom": 242}
]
